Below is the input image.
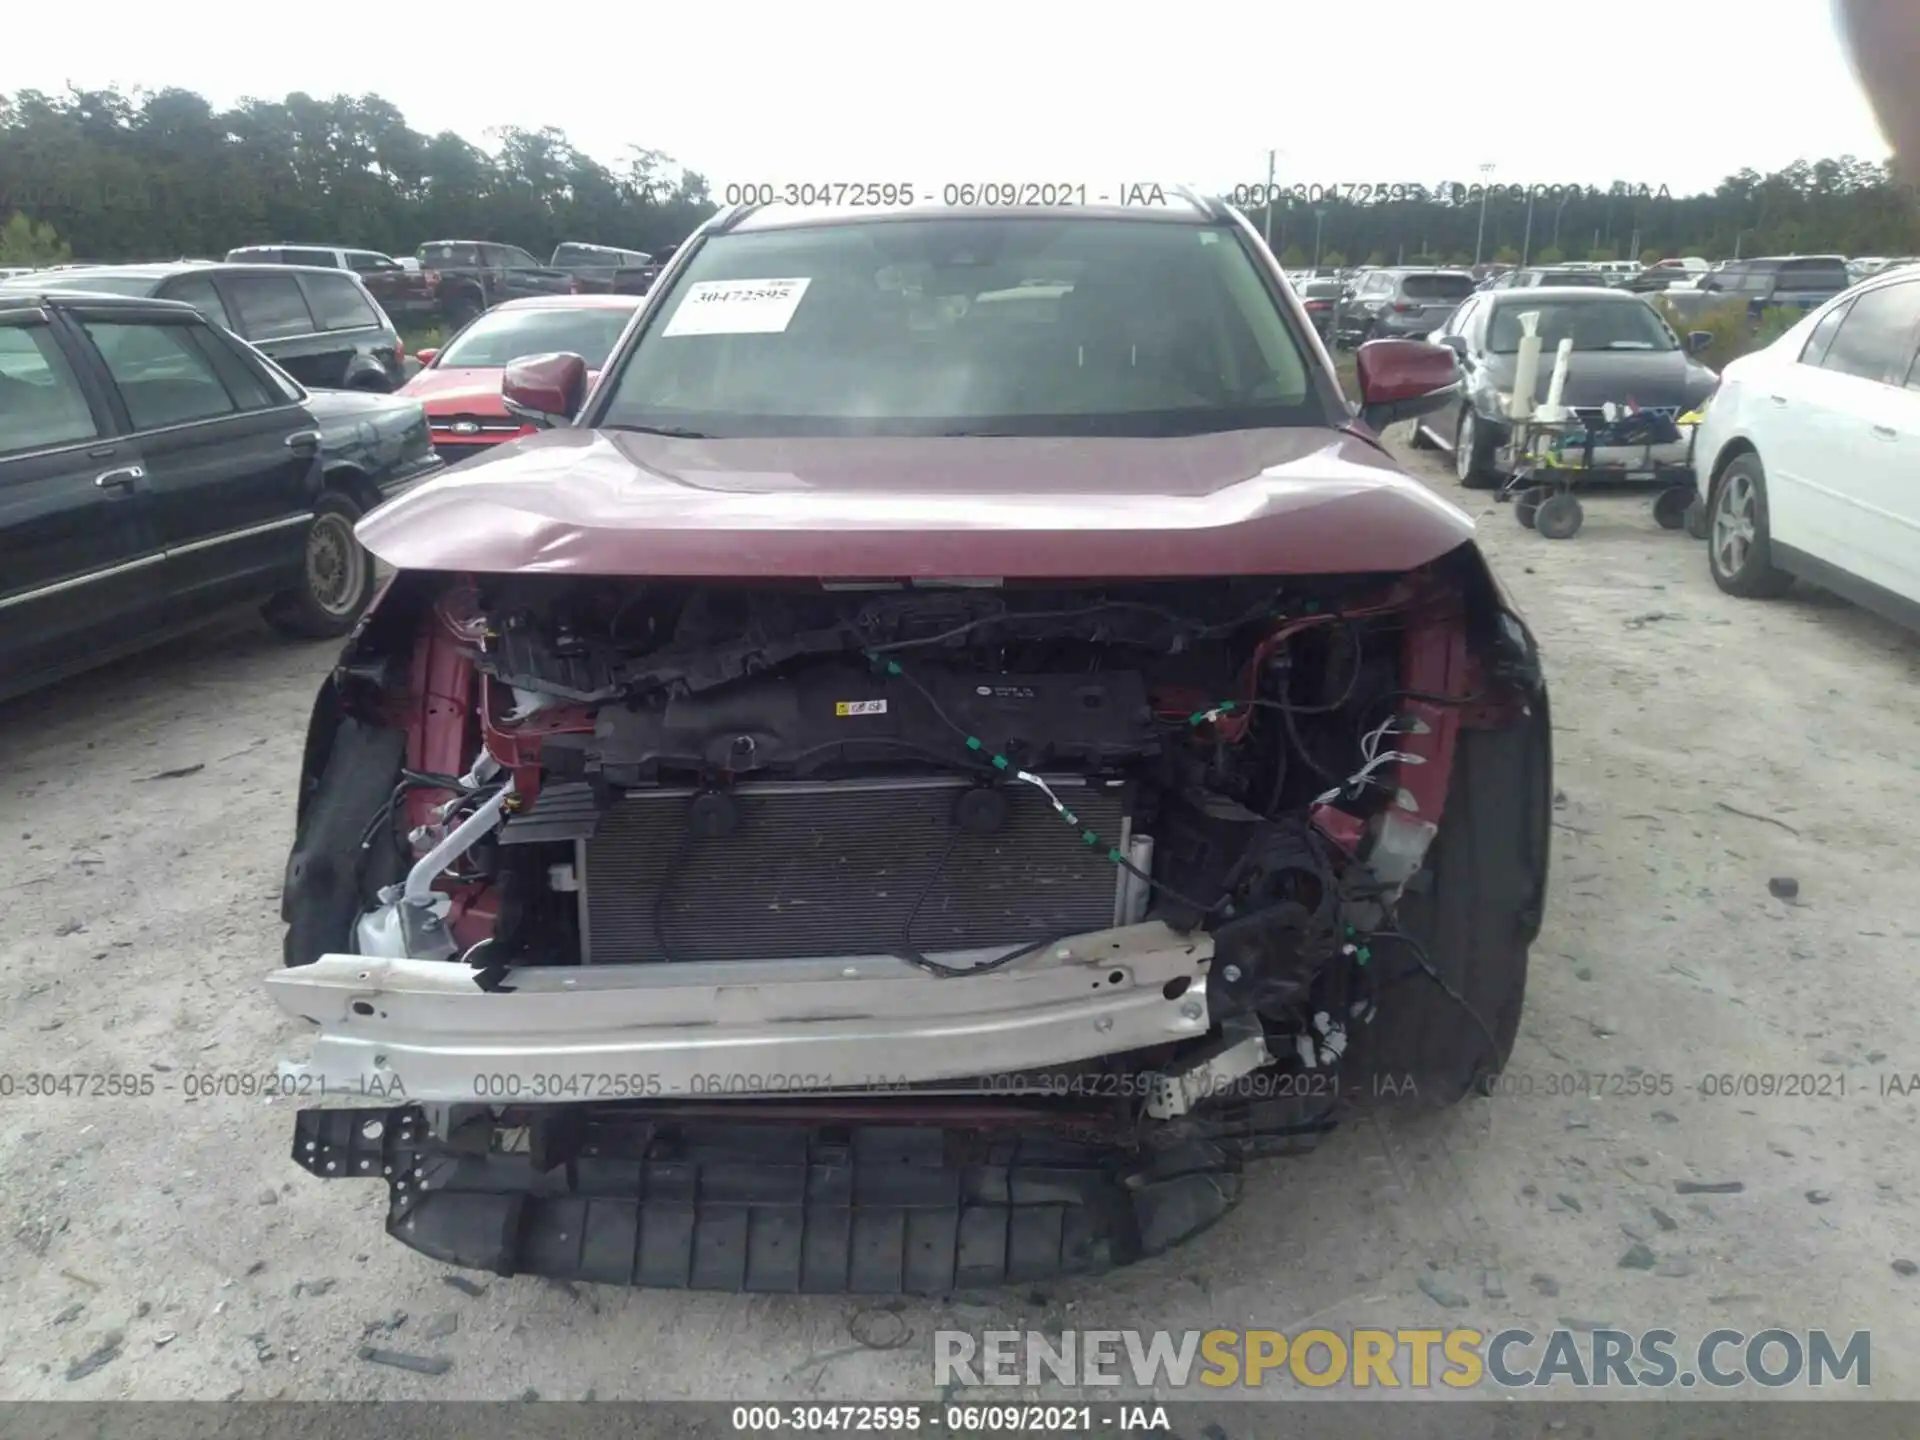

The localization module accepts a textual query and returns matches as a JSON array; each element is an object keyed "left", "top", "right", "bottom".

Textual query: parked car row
[
  {"left": 1, "top": 236, "right": 662, "bottom": 340},
  {"left": 1406, "top": 285, "right": 1721, "bottom": 489},
  {"left": 0, "top": 262, "right": 408, "bottom": 391},
  {"left": 1389, "top": 248, "right": 1920, "bottom": 636},
  {"left": 0, "top": 289, "right": 440, "bottom": 700}
]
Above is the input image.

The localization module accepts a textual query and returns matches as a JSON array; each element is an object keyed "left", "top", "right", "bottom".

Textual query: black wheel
[
  {"left": 263, "top": 492, "right": 375, "bottom": 640},
  {"left": 1535, "top": 492, "right": 1583, "bottom": 539},
  {"left": 1345, "top": 697, "right": 1549, "bottom": 1108},
  {"left": 348, "top": 371, "right": 394, "bottom": 394},
  {"left": 1683, "top": 494, "right": 1711, "bottom": 541},
  {"left": 1652, "top": 485, "right": 1692, "bottom": 530},
  {"left": 1454, "top": 408, "right": 1499, "bottom": 489},
  {"left": 1514, "top": 484, "right": 1549, "bottom": 529},
  {"left": 1707, "top": 453, "right": 1794, "bottom": 598},
  {"left": 444, "top": 292, "right": 484, "bottom": 330}
]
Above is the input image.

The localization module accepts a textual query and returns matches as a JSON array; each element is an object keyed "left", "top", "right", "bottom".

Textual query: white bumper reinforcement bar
[{"left": 265, "top": 921, "right": 1214, "bottom": 1104}]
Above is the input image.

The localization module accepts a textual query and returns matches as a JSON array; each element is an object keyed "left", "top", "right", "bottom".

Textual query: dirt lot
[{"left": 5, "top": 429, "right": 1920, "bottom": 1403}]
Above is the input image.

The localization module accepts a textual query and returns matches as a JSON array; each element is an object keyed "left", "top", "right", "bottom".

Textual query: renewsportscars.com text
[{"left": 934, "top": 1327, "right": 1870, "bottom": 1390}]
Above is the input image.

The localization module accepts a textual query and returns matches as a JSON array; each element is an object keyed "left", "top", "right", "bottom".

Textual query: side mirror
[
  {"left": 502, "top": 351, "right": 588, "bottom": 427},
  {"left": 1686, "top": 330, "right": 1714, "bottom": 355},
  {"left": 414, "top": 347, "right": 438, "bottom": 367},
  {"left": 1440, "top": 333, "right": 1469, "bottom": 359},
  {"left": 1353, "top": 338, "right": 1462, "bottom": 432}
]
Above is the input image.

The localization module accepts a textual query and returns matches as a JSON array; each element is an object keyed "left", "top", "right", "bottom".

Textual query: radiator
[{"left": 579, "top": 775, "right": 1130, "bottom": 964}]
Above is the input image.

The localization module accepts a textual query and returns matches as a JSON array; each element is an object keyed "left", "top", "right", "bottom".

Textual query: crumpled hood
[{"left": 354, "top": 425, "right": 1478, "bottom": 579}]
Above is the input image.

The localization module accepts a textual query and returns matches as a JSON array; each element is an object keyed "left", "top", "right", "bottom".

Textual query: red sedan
[{"left": 400, "top": 293, "right": 641, "bottom": 465}]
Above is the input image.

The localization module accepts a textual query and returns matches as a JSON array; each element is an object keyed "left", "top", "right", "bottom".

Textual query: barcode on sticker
[{"left": 835, "top": 699, "right": 887, "bottom": 716}]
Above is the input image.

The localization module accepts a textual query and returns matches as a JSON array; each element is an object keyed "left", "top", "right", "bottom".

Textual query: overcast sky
[{"left": 0, "top": 0, "right": 1890, "bottom": 199}]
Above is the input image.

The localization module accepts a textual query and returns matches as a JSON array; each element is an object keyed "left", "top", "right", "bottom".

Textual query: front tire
[
  {"left": 444, "top": 292, "right": 484, "bottom": 330},
  {"left": 1455, "top": 408, "right": 1499, "bottom": 489},
  {"left": 1346, "top": 699, "right": 1549, "bottom": 1109},
  {"left": 1708, "top": 453, "right": 1794, "bottom": 598},
  {"left": 263, "top": 492, "right": 375, "bottom": 640}
]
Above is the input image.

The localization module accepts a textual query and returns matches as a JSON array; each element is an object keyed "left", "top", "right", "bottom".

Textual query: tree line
[
  {"left": 1250, "top": 156, "right": 1918, "bottom": 269},
  {"left": 1, "top": 85, "right": 1914, "bottom": 269},
  {"left": 0, "top": 85, "right": 717, "bottom": 265}
]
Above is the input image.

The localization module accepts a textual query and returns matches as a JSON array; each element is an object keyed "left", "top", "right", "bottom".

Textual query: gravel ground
[{"left": 4, "top": 428, "right": 1920, "bottom": 1402}]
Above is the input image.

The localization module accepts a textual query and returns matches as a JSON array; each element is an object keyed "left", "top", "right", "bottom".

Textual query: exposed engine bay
[
  {"left": 299, "top": 562, "right": 1534, "bottom": 1040},
  {"left": 277, "top": 559, "right": 1550, "bottom": 1290}
]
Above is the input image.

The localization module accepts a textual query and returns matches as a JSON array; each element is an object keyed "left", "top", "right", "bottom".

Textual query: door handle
[
  {"left": 1768, "top": 395, "right": 1788, "bottom": 406},
  {"left": 1872, "top": 424, "right": 1898, "bottom": 440},
  {"left": 285, "top": 429, "right": 323, "bottom": 451},
  {"left": 94, "top": 465, "right": 144, "bottom": 490}
]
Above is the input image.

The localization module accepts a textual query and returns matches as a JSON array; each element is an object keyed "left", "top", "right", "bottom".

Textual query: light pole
[
  {"left": 1473, "top": 162, "right": 1495, "bottom": 266},
  {"left": 1520, "top": 187, "right": 1536, "bottom": 266},
  {"left": 1312, "top": 208, "right": 1328, "bottom": 269}
]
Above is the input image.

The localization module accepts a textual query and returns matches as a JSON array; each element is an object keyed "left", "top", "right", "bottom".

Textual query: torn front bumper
[
  {"left": 268, "top": 923, "right": 1346, "bottom": 1291},
  {"left": 266, "top": 921, "right": 1214, "bottom": 1104},
  {"left": 291, "top": 1105, "right": 1264, "bottom": 1291}
]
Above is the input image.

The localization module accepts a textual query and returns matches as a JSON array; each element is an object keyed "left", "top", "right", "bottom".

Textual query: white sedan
[{"left": 1691, "top": 266, "right": 1920, "bottom": 626}]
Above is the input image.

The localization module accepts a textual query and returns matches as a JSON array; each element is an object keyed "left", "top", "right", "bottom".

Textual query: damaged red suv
[{"left": 274, "top": 191, "right": 1551, "bottom": 1293}]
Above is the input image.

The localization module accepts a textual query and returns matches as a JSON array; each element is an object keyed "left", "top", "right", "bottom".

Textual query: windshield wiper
[{"left": 610, "top": 423, "right": 713, "bottom": 439}]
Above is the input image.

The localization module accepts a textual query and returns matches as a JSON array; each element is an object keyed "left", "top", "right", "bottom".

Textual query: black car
[
  {"left": 1412, "top": 287, "right": 1719, "bottom": 488},
  {"left": 0, "top": 291, "right": 439, "bottom": 701},
  {"left": 549, "top": 241, "right": 653, "bottom": 294},
  {"left": 415, "top": 241, "right": 577, "bottom": 329},
  {"left": 223, "top": 244, "right": 440, "bottom": 324},
  {"left": 0, "top": 263, "right": 405, "bottom": 392}
]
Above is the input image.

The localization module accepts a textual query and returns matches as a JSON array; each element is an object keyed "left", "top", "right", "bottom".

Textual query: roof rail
[
  {"left": 1171, "top": 184, "right": 1229, "bottom": 222},
  {"left": 709, "top": 202, "right": 761, "bottom": 235}
]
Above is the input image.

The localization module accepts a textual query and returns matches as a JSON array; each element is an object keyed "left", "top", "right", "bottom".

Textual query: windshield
[
  {"left": 597, "top": 217, "right": 1319, "bottom": 438},
  {"left": 1488, "top": 299, "right": 1678, "bottom": 353},
  {"left": 435, "top": 305, "right": 638, "bottom": 369}
]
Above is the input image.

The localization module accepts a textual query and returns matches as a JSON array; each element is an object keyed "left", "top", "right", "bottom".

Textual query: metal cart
[{"left": 1496, "top": 407, "right": 1700, "bottom": 540}]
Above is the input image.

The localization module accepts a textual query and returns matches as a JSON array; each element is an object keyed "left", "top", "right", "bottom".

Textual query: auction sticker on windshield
[{"left": 662, "top": 277, "right": 812, "bottom": 336}]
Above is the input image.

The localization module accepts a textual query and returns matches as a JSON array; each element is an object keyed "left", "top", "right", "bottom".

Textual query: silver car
[{"left": 1338, "top": 268, "right": 1479, "bottom": 344}]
